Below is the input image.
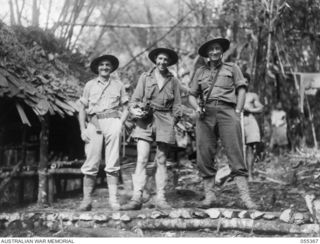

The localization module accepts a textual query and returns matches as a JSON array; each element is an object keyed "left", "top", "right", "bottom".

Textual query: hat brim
[
  {"left": 90, "top": 55, "right": 119, "bottom": 74},
  {"left": 198, "top": 38, "right": 230, "bottom": 57},
  {"left": 148, "top": 48, "right": 178, "bottom": 66}
]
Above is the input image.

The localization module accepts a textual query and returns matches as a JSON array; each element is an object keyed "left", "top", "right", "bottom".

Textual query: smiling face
[
  {"left": 98, "top": 60, "right": 113, "bottom": 78},
  {"left": 207, "top": 42, "right": 223, "bottom": 62},
  {"left": 155, "top": 53, "right": 170, "bottom": 72}
]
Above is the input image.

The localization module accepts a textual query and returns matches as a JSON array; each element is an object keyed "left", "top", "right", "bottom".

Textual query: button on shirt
[
  {"left": 130, "top": 67, "right": 182, "bottom": 118},
  {"left": 80, "top": 77, "right": 129, "bottom": 114},
  {"left": 190, "top": 62, "right": 247, "bottom": 104}
]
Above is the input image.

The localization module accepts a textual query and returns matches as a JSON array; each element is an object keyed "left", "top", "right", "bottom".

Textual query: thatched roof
[{"left": 0, "top": 21, "right": 89, "bottom": 122}]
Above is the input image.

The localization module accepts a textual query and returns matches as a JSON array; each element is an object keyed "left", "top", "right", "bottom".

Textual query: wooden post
[
  {"left": 37, "top": 114, "right": 49, "bottom": 206},
  {"left": 305, "top": 96, "right": 318, "bottom": 149},
  {"left": 0, "top": 127, "right": 4, "bottom": 166},
  {"left": 240, "top": 112, "right": 247, "bottom": 168},
  {"left": 18, "top": 125, "right": 27, "bottom": 203}
]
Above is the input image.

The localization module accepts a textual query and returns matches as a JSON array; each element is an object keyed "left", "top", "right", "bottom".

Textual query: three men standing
[
  {"left": 78, "top": 38, "right": 258, "bottom": 212},
  {"left": 78, "top": 55, "right": 129, "bottom": 211},
  {"left": 188, "top": 38, "right": 257, "bottom": 209}
]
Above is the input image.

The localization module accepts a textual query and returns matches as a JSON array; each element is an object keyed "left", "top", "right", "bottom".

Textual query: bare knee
[
  {"left": 137, "top": 155, "right": 149, "bottom": 167},
  {"left": 156, "top": 151, "right": 167, "bottom": 166}
]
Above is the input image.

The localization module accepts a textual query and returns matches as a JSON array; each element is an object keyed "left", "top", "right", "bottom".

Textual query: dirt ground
[{"left": 1, "top": 151, "right": 320, "bottom": 237}]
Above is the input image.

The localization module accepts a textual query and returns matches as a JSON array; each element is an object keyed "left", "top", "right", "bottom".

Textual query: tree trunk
[
  {"left": 70, "top": 1, "right": 96, "bottom": 50},
  {"left": 265, "top": 0, "right": 274, "bottom": 70},
  {"left": 52, "top": 0, "right": 71, "bottom": 35},
  {"left": 305, "top": 96, "right": 318, "bottom": 149},
  {"left": 8, "top": 0, "right": 16, "bottom": 25},
  {"left": 45, "top": 0, "right": 53, "bottom": 30},
  {"left": 32, "top": 0, "right": 39, "bottom": 27},
  {"left": 66, "top": 0, "right": 86, "bottom": 49},
  {"left": 37, "top": 115, "right": 49, "bottom": 206},
  {"left": 127, "top": 218, "right": 320, "bottom": 234},
  {"left": 65, "top": 226, "right": 139, "bottom": 237},
  {"left": 144, "top": 0, "right": 156, "bottom": 46},
  {"left": 14, "top": 0, "right": 21, "bottom": 25}
]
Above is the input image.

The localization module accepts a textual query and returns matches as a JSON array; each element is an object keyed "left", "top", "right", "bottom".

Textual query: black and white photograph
[{"left": 0, "top": 0, "right": 320, "bottom": 240}]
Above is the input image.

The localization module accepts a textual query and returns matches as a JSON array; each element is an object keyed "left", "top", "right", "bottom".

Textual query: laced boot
[
  {"left": 199, "top": 177, "right": 217, "bottom": 209},
  {"left": 78, "top": 175, "right": 96, "bottom": 211},
  {"left": 107, "top": 173, "right": 120, "bottom": 211},
  {"left": 235, "top": 176, "right": 258, "bottom": 210},
  {"left": 121, "top": 174, "right": 143, "bottom": 210},
  {"left": 155, "top": 193, "right": 171, "bottom": 210}
]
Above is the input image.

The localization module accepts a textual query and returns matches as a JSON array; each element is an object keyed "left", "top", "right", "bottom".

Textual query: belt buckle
[{"left": 214, "top": 99, "right": 219, "bottom": 106}]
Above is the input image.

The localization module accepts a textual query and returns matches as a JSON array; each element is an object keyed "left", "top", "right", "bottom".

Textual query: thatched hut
[{"left": 0, "top": 21, "right": 89, "bottom": 206}]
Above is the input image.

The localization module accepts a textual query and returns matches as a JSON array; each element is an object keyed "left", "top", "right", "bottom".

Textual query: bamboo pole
[{"left": 57, "top": 22, "right": 219, "bottom": 29}]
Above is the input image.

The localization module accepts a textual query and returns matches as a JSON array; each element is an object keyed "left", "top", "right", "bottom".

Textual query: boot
[
  {"left": 78, "top": 175, "right": 96, "bottom": 211},
  {"left": 155, "top": 165, "right": 171, "bottom": 210},
  {"left": 199, "top": 177, "right": 217, "bottom": 209},
  {"left": 107, "top": 173, "right": 120, "bottom": 211},
  {"left": 155, "top": 193, "right": 171, "bottom": 209},
  {"left": 235, "top": 176, "right": 258, "bottom": 210},
  {"left": 121, "top": 174, "right": 144, "bottom": 210}
]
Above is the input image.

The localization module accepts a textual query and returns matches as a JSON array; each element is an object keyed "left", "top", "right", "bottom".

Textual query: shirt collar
[
  {"left": 96, "top": 76, "right": 111, "bottom": 85},
  {"left": 206, "top": 60, "right": 223, "bottom": 70},
  {"left": 147, "top": 66, "right": 174, "bottom": 78}
]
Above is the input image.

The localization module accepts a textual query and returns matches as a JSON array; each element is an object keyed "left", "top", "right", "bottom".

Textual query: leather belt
[
  {"left": 96, "top": 111, "right": 120, "bottom": 119},
  {"left": 150, "top": 104, "right": 171, "bottom": 112},
  {"left": 207, "top": 99, "right": 235, "bottom": 107}
]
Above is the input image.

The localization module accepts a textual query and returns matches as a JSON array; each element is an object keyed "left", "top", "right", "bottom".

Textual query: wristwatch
[{"left": 235, "top": 109, "right": 241, "bottom": 114}]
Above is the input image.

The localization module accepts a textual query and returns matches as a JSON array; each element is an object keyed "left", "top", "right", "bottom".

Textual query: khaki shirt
[
  {"left": 80, "top": 77, "right": 129, "bottom": 115},
  {"left": 130, "top": 67, "right": 182, "bottom": 117},
  {"left": 190, "top": 62, "right": 247, "bottom": 104}
]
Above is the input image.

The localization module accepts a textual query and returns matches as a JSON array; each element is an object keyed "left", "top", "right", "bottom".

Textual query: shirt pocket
[
  {"left": 89, "top": 90, "right": 101, "bottom": 105},
  {"left": 145, "top": 81, "right": 157, "bottom": 100},
  {"left": 198, "top": 73, "right": 211, "bottom": 91},
  {"left": 215, "top": 70, "right": 234, "bottom": 88},
  {"left": 163, "top": 83, "right": 174, "bottom": 106},
  {"left": 106, "top": 91, "right": 120, "bottom": 107}
]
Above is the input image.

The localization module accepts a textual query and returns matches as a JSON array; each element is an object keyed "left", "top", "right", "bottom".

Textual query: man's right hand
[
  {"left": 130, "top": 107, "right": 145, "bottom": 119},
  {"left": 81, "top": 129, "right": 90, "bottom": 143}
]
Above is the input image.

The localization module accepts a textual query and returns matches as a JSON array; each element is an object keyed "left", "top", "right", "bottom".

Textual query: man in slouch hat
[
  {"left": 188, "top": 38, "right": 258, "bottom": 209},
  {"left": 121, "top": 47, "right": 182, "bottom": 210},
  {"left": 78, "top": 54, "right": 129, "bottom": 211}
]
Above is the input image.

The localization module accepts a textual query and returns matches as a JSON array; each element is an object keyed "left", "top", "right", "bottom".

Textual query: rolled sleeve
[
  {"left": 233, "top": 64, "right": 248, "bottom": 89},
  {"left": 129, "top": 73, "right": 146, "bottom": 108},
  {"left": 189, "top": 68, "right": 202, "bottom": 97},
  {"left": 120, "top": 84, "right": 129, "bottom": 105},
  {"left": 79, "top": 83, "right": 90, "bottom": 108},
  {"left": 172, "top": 78, "right": 182, "bottom": 118}
]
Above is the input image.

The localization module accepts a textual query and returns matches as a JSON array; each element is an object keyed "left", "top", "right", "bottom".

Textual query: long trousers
[
  {"left": 196, "top": 103, "right": 248, "bottom": 178},
  {"left": 81, "top": 118, "right": 122, "bottom": 176}
]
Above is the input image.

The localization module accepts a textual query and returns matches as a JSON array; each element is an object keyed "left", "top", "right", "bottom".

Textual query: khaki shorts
[{"left": 132, "top": 110, "right": 176, "bottom": 144}]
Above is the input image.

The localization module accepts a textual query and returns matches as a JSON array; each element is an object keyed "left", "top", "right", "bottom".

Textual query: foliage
[
  {"left": 0, "top": 20, "right": 90, "bottom": 117},
  {"left": 3, "top": 0, "right": 320, "bottom": 147}
]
